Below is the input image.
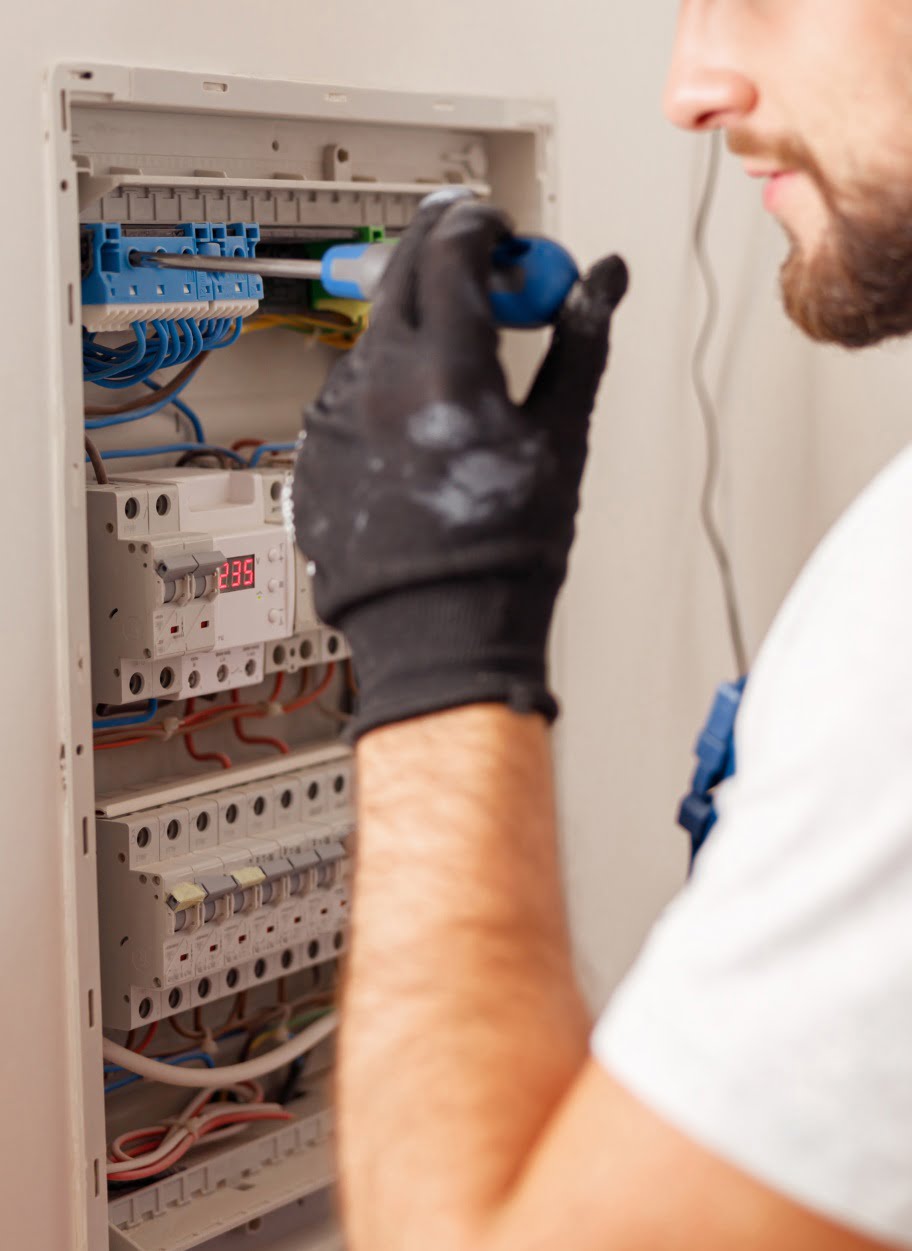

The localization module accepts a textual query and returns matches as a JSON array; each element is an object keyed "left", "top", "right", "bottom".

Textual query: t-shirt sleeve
[{"left": 593, "top": 448, "right": 912, "bottom": 1249}]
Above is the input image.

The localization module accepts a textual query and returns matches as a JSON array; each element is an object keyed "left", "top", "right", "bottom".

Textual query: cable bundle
[
  {"left": 105, "top": 1080, "right": 292, "bottom": 1183},
  {"left": 83, "top": 318, "right": 240, "bottom": 390}
]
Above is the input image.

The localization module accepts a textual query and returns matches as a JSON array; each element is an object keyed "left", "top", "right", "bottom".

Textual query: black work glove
[{"left": 292, "top": 197, "right": 628, "bottom": 739}]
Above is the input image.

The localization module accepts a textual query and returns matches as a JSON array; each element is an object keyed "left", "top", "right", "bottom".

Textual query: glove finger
[
  {"left": 417, "top": 200, "right": 514, "bottom": 381},
  {"left": 371, "top": 198, "right": 453, "bottom": 327},
  {"left": 523, "top": 254, "right": 629, "bottom": 439}
]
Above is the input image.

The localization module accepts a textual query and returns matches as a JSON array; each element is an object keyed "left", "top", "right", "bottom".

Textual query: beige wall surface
[{"left": 2, "top": 2, "right": 912, "bottom": 1246}]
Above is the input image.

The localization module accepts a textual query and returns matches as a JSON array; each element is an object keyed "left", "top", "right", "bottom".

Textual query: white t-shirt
[{"left": 593, "top": 443, "right": 912, "bottom": 1248}]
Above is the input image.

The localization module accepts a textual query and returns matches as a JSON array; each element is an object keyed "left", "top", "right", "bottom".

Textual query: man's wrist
[{"left": 340, "top": 574, "right": 561, "bottom": 739}]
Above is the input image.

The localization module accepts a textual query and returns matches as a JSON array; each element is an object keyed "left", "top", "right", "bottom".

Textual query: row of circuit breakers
[
  {"left": 89, "top": 465, "right": 354, "bottom": 1029},
  {"left": 88, "top": 465, "right": 348, "bottom": 706},
  {"left": 98, "top": 756, "right": 353, "bottom": 1030}
]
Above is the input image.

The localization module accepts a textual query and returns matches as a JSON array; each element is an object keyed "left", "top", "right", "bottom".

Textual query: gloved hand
[{"left": 292, "top": 197, "right": 628, "bottom": 739}]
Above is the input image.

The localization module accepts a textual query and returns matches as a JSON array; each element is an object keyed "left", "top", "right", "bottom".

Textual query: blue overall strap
[{"left": 678, "top": 676, "right": 748, "bottom": 865}]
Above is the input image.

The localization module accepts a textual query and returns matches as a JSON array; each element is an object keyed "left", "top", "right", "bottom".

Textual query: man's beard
[{"left": 729, "top": 130, "right": 912, "bottom": 348}]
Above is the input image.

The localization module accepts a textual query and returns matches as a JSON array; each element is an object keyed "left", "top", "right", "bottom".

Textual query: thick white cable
[{"left": 102, "top": 1012, "right": 338, "bottom": 1089}]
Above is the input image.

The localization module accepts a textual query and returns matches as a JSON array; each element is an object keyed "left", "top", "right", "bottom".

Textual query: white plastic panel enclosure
[{"left": 51, "top": 62, "right": 556, "bottom": 1251}]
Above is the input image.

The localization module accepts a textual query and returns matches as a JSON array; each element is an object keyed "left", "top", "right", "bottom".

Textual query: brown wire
[
  {"left": 84, "top": 435, "right": 109, "bottom": 484},
  {"left": 83, "top": 354, "right": 208, "bottom": 417}
]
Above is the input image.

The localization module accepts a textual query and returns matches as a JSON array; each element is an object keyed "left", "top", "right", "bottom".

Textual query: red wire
[
  {"left": 231, "top": 438, "right": 265, "bottom": 452},
  {"left": 183, "top": 698, "right": 233, "bottom": 770},
  {"left": 134, "top": 1021, "right": 159, "bottom": 1053},
  {"left": 94, "top": 736, "right": 148, "bottom": 752},
  {"left": 230, "top": 674, "right": 290, "bottom": 755},
  {"left": 282, "top": 663, "right": 336, "bottom": 714}
]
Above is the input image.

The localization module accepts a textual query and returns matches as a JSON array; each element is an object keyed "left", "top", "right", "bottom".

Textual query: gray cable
[{"left": 691, "top": 132, "right": 749, "bottom": 676}]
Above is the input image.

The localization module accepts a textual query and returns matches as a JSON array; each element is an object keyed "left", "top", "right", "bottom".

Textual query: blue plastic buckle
[{"left": 678, "top": 677, "right": 747, "bottom": 864}]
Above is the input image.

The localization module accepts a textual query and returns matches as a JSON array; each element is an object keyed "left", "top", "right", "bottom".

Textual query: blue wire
[
  {"left": 87, "top": 442, "right": 247, "bottom": 466},
  {"left": 140, "top": 378, "right": 205, "bottom": 443},
  {"left": 248, "top": 442, "right": 297, "bottom": 467},
  {"left": 86, "top": 376, "right": 200, "bottom": 433},
  {"left": 82, "top": 323, "right": 148, "bottom": 382},
  {"left": 93, "top": 699, "right": 159, "bottom": 732},
  {"left": 104, "top": 1050, "right": 216, "bottom": 1095},
  {"left": 213, "top": 318, "right": 243, "bottom": 349}
]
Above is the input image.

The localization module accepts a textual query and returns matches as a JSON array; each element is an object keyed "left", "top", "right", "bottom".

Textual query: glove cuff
[{"left": 340, "top": 573, "right": 561, "bottom": 741}]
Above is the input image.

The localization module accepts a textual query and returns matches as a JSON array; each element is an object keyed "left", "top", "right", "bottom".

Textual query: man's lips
[
  {"left": 743, "top": 164, "right": 794, "bottom": 179},
  {"left": 761, "top": 170, "right": 800, "bottom": 211}
]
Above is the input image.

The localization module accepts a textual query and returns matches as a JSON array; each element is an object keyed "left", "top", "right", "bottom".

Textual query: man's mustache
[{"left": 726, "top": 129, "right": 835, "bottom": 209}]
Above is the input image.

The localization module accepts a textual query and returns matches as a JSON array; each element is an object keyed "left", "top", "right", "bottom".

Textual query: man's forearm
[{"left": 339, "top": 705, "right": 590, "bottom": 1251}]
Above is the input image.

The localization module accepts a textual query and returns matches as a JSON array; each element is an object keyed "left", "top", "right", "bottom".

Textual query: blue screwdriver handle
[{"left": 320, "top": 235, "right": 580, "bottom": 331}]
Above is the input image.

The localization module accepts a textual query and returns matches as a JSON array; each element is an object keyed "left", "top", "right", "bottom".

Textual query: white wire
[
  {"left": 692, "top": 131, "right": 749, "bottom": 677},
  {"left": 102, "top": 1011, "right": 338, "bottom": 1089}
]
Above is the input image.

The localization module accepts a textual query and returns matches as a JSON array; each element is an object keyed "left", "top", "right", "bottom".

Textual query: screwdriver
[{"left": 130, "top": 226, "right": 580, "bottom": 330}]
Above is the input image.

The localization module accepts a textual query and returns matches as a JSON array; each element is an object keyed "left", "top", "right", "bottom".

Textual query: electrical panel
[{"left": 50, "top": 61, "right": 554, "bottom": 1251}]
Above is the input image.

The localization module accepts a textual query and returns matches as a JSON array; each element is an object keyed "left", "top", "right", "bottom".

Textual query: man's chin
[
  {"left": 780, "top": 247, "right": 898, "bottom": 349},
  {"left": 779, "top": 201, "right": 912, "bottom": 348}
]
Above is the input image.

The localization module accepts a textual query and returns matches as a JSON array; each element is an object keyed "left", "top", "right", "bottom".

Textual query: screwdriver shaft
[{"left": 130, "top": 250, "right": 323, "bottom": 280}]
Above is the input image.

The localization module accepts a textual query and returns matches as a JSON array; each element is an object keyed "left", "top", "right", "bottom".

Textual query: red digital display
[{"left": 218, "top": 554, "right": 256, "bottom": 594}]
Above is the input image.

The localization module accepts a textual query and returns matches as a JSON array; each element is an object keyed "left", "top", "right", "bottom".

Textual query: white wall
[{"left": 3, "top": 2, "right": 912, "bottom": 1245}]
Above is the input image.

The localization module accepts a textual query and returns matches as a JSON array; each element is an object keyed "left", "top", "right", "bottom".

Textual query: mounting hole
[
  {"left": 196, "top": 811, "right": 209, "bottom": 833},
  {"left": 105, "top": 522, "right": 114, "bottom": 534},
  {"left": 225, "top": 803, "right": 239, "bottom": 825},
  {"left": 168, "top": 988, "right": 182, "bottom": 1009},
  {"left": 333, "top": 931, "right": 344, "bottom": 951},
  {"left": 270, "top": 480, "right": 282, "bottom": 501},
  {"left": 337, "top": 148, "right": 350, "bottom": 163},
  {"left": 301, "top": 640, "right": 314, "bottom": 659},
  {"left": 155, "top": 494, "right": 171, "bottom": 516},
  {"left": 280, "top": 789, "right": 293, "bottom": 809},
  {"left": 60, "top": 179, "right": 69, "bottom": 191},
  {"left": 138, "top": 997, "right": 153, "bottom": 1019},
  {"left": 247, "top": 1218, "right": 263, "bottom": 1233},
  {"left": 117, "top": 852, "right": 126, "bottom": 863},
  {"left": 197, "top": 977, "right": 211, "bottom": 1000},
  {"left": 128, "top": 673, "right": 144, "bottom": 696},
  {"left": 245, "top": 659, "right": 256, "bottom": 676},
  {"left": 159, "top": 666, "right": 174, "bottom": 689},
  {"left": 327, "top": 635, "right": 339, "bottom": 655},
  {"left": 226, "top": 967, "right": 239, "bottom": 988},
  {"left": 333, "top": 774, "right": 345, "bottom": 794},
  {"left": 307, "top": 940, "right": 320, "bottom": 959},
  {"left": 253, "top": 796, "right": 266, "bottom": 817},
  {"left": 188, "top": 670, "right": 201, "bottom": 689},
  {"left": 254, "top": 958, "right": 266, "bottom": 980},
  {"left": 217, "top": 664, "right": 229, "bottom": 683},
  {"left": 124, "top": 497, "right": 139, "bottom": 520},
  {"left": 166, "top": 819, "right": 181, "bottom": 841},
  {"left": 272, "top": 645, "right": 286, "bottom": 665},
  {"left": 136, "top": 827, "right": 151, "bottom": 848},
  {"left": 307, "top": 781, "right": 319, "bottom": 801},
  {"left": 281, "top": 949, "right": 293, "bottom": 969}
]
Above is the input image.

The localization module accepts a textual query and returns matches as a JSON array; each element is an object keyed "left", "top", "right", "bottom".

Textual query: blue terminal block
[
  {"left": 209, "top": 222, "right": 264, "bottom": 308},
  {"left": 81, "top": 223, "right": 217, "bottom": 330}
]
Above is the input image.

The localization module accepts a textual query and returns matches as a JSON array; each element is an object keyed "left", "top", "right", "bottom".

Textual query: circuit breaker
[{"left": 87, "top": 468, "right": 346, "bottom": 705}]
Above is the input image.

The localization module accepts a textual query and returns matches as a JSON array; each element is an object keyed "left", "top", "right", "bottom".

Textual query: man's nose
[{"left": 663, "top": 3, "right": 757, "bottom": 131}]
